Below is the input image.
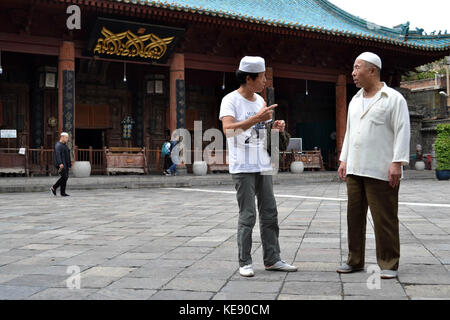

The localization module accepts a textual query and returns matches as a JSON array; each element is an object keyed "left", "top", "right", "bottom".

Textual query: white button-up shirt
[{"left": 340, "top": 83, "right": 411, "bottom": 181}]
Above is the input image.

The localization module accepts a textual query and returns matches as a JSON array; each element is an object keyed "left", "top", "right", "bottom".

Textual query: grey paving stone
[
  {"left": 399, "top": 273, "right": 450, "bottom": 285},
  {"left": 404, "top": 285, "right": 450, "bottom": 299},
  {"left": 213, "top": 292, "right": 277, "bottom": 300},
  {"left": 164, "top": 278, "right": 226, "bottom": 292},
  {"left": 286, "top": 271, "right": 340, "bottom": 282},
  {"left": 0, "top": 180, "right": 448, "bottom": 300},
  {"left": 344, "top": 295, "right": 408, "bottom": 300},
  {"left": 343, "top": 281, "right": 407, "bottom": 297},
  {"left": 220, "top": 280, "right": 282, "bottom": 294},
  {"left": 28, "top": 288, "right": 98, "bottom": 300},
  {"left": 231, "top": 270, "right": 288, "bottom": 282},
  {"left": 80, "top": 267, "right": 135, "bottom": 278},
  {"left": 149, "top": 290, "right": 214, "bottom": 300},
  {"left": 89, "top": 288, "right": 157, "bottom": 300},
  {"left": 0, "top": 285, "right": 46, "bottom": 299},
  {"left": 106, "top": 277, "right": 172, "bottom": 290},
  {"left": 0, "top": 274, "right": 20, "bottom": 285},
  {"left": 281, "top": 281, "right": 342, "bottom": 296},
  {"left": 4, "top": 274, "right": 67, "bottom": 288},
  {"left": 278, "top": 294, "right": 342, "bottom": 300}
]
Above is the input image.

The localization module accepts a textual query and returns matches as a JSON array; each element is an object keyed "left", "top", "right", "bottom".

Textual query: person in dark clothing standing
[{"left": 50, "top": 132, "right": 72, "bottom": 197}]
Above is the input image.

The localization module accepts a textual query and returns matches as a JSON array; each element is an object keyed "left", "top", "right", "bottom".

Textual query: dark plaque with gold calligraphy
[{"left": 86, "top": 18, "right": 184, "bottom": 63}]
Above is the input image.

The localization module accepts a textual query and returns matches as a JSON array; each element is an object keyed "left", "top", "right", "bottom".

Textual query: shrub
[{"left": 435, "top": 124, "right": 450, "bottom": 171}]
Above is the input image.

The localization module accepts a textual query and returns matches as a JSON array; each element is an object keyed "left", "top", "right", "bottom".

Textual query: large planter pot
[
  {"left": 72, "top": 161, "right": 91, "bottom": 178},
  {"left": 193, "top": 161, "right": 208, "bottom": 176},
  {"left": 290, "top": 161, "right": 304, "bottom": 174},
  {"left": 415, "top": 161, "right": 425, "bottom": 171},
  {"left": 435, "top": 170, "right": 450, "bottom": 181}
]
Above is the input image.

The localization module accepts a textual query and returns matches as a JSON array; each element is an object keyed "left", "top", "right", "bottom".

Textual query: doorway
[{"left": 75, "top": 129, "right": 104, "bottom": 149}]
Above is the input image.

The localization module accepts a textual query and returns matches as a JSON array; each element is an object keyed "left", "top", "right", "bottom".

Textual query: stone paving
[{"left": 0, "top": 179, "right": 449, "bottom": 300}]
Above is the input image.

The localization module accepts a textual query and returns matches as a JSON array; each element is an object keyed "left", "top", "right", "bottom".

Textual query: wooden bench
[
  {"left": 105, "top": 147, "right": 148, "bottom": 175},
  {"left": 0, "top": 152, "right": 26, "bottom": 175},
  {"left": 295, "top": 150, "right": 325, "bottom": 170},
  {"left": 205, "top": 149, "right": 229, "bottom": 173}
]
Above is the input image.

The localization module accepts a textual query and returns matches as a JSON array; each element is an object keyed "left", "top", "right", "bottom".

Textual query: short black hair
[{"left": 236, "top": 70, "right": 259, "bottom": 85}]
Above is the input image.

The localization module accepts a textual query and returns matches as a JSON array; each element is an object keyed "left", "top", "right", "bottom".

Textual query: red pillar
[
  {"left": 58, "top": 41, "right": 75, "bottom": 154},
  {"left": 336, "top": 74, "right": 347, "bottom": 160},
  {"left": 264, "top": 67, "right": 274, "bottom": 96},
  {"left": 264, "top": 67, "right": 275, "bottom": 120},
  {"left": 169, "top": 53, "right": 185, "bottom": 134}
]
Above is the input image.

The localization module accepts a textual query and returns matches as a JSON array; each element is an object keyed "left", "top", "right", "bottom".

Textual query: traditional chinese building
[{"left": 0, "top": 0, "right": 449, "bottom": 173}]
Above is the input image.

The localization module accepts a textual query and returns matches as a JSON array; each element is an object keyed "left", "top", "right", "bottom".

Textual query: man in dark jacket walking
[{"left": 50, "top": 132, "right": 71, "bottom": 197}]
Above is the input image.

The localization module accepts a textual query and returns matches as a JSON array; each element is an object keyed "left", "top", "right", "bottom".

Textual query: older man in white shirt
[{"left": 337, "top": 52, "right": 410, "bottom": 279}]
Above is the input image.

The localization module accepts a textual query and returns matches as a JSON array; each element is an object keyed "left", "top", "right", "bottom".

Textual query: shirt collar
[{"left": 355, "top": 82, "right": 389, "bottom": 98}]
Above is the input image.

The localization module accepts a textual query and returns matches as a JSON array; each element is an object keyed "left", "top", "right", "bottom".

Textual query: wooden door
[{"left": 76, "top": 104, "right": 110, "bottom": 129}]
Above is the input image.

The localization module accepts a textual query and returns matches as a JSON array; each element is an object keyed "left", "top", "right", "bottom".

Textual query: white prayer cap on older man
[
  {"left": 60, "top": 132, "right": 69, "bottom": 137},
  {"left": 356, "top": 52, "right": 382, "bottom": 70},
  {"left": 238, "top": 56, "right": 266, "bottom": 73}
]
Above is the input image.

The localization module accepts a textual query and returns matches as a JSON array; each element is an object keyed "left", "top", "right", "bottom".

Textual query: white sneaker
[
  {"left": 239, "top": 264, "right": 255, "bottom": 277},
  {"left": 265, "top": 260, "right": 298, "bottom": 272},
  {"left": 381, "top": 270, "right": 398, "bottom": 279}
]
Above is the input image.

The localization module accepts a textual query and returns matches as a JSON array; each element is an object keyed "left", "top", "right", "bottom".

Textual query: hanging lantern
[
  {"left": 0, "top": 50, "right": 3, "bottom": 75},
  {"left": 121, "top": 116, "right": 135, "bottom": 139},
  {"left": 221, "top": 72, "right": 226, "bottom": 90},
  {"left": 38, "top": 66, "right": 57, "bottom": 89}
]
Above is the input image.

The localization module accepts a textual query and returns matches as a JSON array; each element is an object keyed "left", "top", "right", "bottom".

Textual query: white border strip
[{"left": 165, "top": 188, "right": 450, "bottom": 208}]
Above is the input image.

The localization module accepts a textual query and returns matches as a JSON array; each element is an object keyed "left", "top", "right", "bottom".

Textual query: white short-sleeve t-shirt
[{"left": 219, "top": 90, "right": 272, "bottom": 174}]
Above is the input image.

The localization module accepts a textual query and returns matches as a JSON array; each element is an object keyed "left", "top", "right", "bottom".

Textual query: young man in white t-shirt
[{"left": 219, "top": 56, "right": 298, "bottom": 277}]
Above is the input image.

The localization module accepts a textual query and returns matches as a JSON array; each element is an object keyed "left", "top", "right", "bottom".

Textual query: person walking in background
[
  {"left": 167, "top": 134, "right": 182, "bottom": 176},
  {"left": 337, "top": 52, "right": 411, "bottom": 279},
  {"left": 162, "top": 136, "right": 173, "bottom": 176},
  {"left": 50, "top": 132, "right": 72, "bottom": 197}
]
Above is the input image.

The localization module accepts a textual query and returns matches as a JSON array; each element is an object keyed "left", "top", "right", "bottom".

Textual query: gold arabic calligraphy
[{"left": 93, "top": 27, "right": 174, "bottom": 60}]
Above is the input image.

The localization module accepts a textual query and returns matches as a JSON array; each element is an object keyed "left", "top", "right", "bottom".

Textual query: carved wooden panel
[
  {"left": 76, "top": 104, "right": 110, "bottom": 129},
  {"left": 91, "top": 105, "right": 110, "bottom": 128},
  {"left": 186, "top": 109, "right": 198, "bottom": 131},
  {"left": 76, "top": 104, "right": 90, "bottom": 128}
]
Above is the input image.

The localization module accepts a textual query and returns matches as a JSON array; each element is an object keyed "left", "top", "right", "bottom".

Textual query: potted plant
[{"left": 434, "top": 123, "right": 450, "bottom": 180}]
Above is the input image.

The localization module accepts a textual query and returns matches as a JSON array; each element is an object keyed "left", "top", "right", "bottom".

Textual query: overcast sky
[{"left": 328, "top": 0, "right": 449, "bottom": 34}]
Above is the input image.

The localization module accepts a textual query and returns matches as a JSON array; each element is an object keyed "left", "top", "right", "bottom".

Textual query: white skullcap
[
  {"left": 238, "top": 56, "right": 266, "bottom": 73},
  {"left": 61, "top": 132, "right": 69, "bottom": 137},
  {"left": 356, "top": 52, "right": 382, "bottom": 70}
]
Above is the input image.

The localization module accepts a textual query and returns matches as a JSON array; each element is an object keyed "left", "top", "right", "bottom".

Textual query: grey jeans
[{"left": 232, "top": 172, "right": 281, "bottom": 267}]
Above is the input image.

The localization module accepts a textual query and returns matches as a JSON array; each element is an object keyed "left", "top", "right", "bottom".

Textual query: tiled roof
[{"left": 111, "top": 0, "right": 450, "bottom": 51}]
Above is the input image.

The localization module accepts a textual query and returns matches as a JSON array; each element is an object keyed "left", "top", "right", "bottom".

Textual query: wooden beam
[{"left": 0, "top": 32, "right": 83, "bottom": 57}]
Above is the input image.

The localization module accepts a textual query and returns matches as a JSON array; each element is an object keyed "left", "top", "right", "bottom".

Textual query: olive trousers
[
  {"left": 232, "top": 173, "right": 281, "bottom": 268},
  {"left": 346, "top": 174, "right": 400, "bottom": 271}
]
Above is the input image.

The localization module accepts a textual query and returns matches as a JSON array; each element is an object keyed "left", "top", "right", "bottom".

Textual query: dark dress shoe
[
  {"left": 61, "top": 194, "right": 70, "bottom": 197},
  {"left": 50, "top": 187, "right": 56, "bottom": 196}
]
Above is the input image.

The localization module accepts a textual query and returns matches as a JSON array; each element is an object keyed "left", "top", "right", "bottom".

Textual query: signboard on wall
[
  {"left": 0, "top": 129, "right": 17, "bottom": 138},
  {"left": 86, "top": 18, "right": 185, "bottom": 64}
]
